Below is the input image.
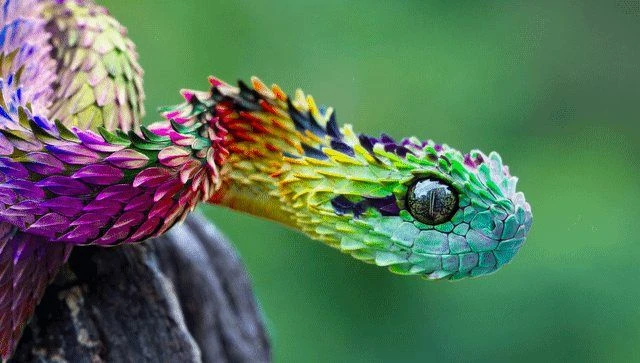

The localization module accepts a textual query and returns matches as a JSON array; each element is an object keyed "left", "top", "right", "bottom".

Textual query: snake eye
[{"left": 406, "top": 178, "right": 459, "bottom": 225}]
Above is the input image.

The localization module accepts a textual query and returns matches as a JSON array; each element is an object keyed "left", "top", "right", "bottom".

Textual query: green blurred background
[{"left": 102, "top": 1, "right": 640, "bottom": 361}]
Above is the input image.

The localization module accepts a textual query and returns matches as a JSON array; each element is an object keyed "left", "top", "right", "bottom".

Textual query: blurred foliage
[{"left": 102, "top": 1, "right": 640, "bottom": 362}]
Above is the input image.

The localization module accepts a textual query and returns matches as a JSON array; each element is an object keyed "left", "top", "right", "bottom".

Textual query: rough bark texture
[{"left": 10, "top": 214, "right": 271, "bottom": 363}]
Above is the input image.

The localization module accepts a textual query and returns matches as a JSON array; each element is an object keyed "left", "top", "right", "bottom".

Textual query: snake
[{"left": 0, "top": 0, "right": 532, "bottom": 358}]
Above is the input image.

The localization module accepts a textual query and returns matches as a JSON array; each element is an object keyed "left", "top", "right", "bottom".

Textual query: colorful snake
[{"left": 0, "top": 0, "right": 532, "bottom": 358}]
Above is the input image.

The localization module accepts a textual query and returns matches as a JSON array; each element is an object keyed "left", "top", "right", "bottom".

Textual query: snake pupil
[{"left": 406, "top": 178, "right": 458, "bottom": 225}]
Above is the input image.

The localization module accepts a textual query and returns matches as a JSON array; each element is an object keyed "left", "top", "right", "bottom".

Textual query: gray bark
[{"left": 10, "top": 214, "right": 271, "bottom": 363}]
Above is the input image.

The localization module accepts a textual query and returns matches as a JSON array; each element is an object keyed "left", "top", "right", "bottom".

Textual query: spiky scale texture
[
  {"left": 0, "top": 0, "right": 57, "bottom": 110},
  {"left": 40, "top": 0, "right": 145, "bottom": 132},
  {"left": 0, "top": 225, "right": 72, "bottom": 358},
  {"left": 0, "top": 0, "right": 147, "bottom": 357},
  {"left": 0, "top": 0, "right": 533, "bottom": 359},
  {"left": 188, "top": 77, "right": 532, "bottom": 280},
  {"left": 0, "top": 112, "right": 216, "bottom": 244}
]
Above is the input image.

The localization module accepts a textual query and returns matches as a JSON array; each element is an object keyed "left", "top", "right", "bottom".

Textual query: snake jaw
[{"left": 277, "top": 140, "right": 533, "bottom": 280}]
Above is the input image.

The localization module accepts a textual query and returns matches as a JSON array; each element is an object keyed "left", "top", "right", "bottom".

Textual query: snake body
[{"left": 0, "top": 0, "right": 532, "bottom": 358}]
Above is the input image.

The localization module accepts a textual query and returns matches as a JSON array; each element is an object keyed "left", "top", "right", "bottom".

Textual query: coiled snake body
[{"left": 0, "top": 0, "right": 532, "bottom": 358}]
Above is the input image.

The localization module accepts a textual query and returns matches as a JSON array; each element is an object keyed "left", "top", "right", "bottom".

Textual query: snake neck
[{"left": 162, "top": 77, "right": 336, "bottom": 227}]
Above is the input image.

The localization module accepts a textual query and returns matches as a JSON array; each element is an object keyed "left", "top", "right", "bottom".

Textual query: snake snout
[
  {"left": 488, "top": 190, "right": 532, "bottom": 268},
  {"left": 459, "top": 150, "right": 532, "bottom": 272}
]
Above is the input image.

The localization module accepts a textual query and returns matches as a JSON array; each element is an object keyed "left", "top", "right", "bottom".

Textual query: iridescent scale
[{"left": 0, "top": 0, "right": 532, "bottom": 359}]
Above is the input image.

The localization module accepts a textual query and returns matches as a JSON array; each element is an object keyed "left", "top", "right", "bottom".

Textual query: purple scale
[
  {"left": 148, "top": 198, "right": 174, "bottom": 220},
  {"left": 1, "top": 206, "right": 36, "bottom": 220},
  {"left": 0, "top": 158, "right": 29, "bottom": 178},
  {"left": 25, "top": 213, "right": 69, "bottom": 238},
  {"left": 112, "top": 211, "right": 145, "bottom": 230},
  {"left": 46, "top": 143, "right": 101, "bottom": 165},
  {"left": 70, "top": 212, "right": 112, "bottom": 227},
  {"left": 158, "top": 147, "right": 191, "bottom": 167},
  {"left": 163, "top": 205, "right": 186, "bottom": 229},
  {"left": 76, "top": 130, "right": 126, "bottom": 153},
  {"left": 57, "top": 225, "right": 101, "bottom": 244},
  {"left": 94, "top": 226, "right": 131, "bottom": 246},
  {"left": 31, "top": 116, "right": 56, "bottom": 134},
  {"left": 0, "top": 210, "right": 31, "bottom": 229},
  {"left": 178, "top": 188, "right": 197, "bottom": 208},
  {"left": 36, "top": 176, "right": 90, "bottom": 196},
  {"left": 125, "top": 193, "right": 154, "bottom": 212},
  {"left": 169, "top": 132, "right": 196, "bottom": 146},
  {"left": 72, "top": 164, "right": 124, "bottom": 185},
  {"left": 6, "top": 133, "right": 43, "bottom": 152},
  {"left": 129, "top": 217, "right": 161, "bottom": 241},
  {"left": 7, "top": 200, "right": 48, "bottom": 216},
  {"left": 153, "top": 179, "right": 184, "bottom": 202},
  {"left": 82, "top": 199, "right": 122, "bottom": 215},
  {"left": 105, "top": 148, "right": 150, "bottom": 169},
  {"left": 133, "top": 167, "right": 173, "bottom": 188},
  {"left": 364, "top": 195, "right": 401, "bottom": 216},
  {"left": 464, "top": 153, "right": 485, "bottom": 169},
  {"left": 96, "top": 184, "right": 141, "bottom": 202},
  {"left": 22, "top": 152, "right": 66, "bottom": 175},
  {"left": 41, "top": 196, "right": 84, "bottom": 217},
  {"left": 1, "top": 179, "right": 46, "bottom": 199},
  {"left": 0, "top": 189, "right": 17, "bottom": 205},
  {"left": 0, "top": 134, "right": 14, "bottom": 155}
]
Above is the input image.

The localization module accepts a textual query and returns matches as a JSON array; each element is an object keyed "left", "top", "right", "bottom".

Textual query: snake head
[
  {"left": 194, "top": 77, "right": 532, "bottom": 280},
  {"left": 279, "top": 125, "right": 532, "bottom": 280}
]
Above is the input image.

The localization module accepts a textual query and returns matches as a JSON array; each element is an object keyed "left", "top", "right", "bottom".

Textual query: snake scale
[{"left": 0, "top": 0, "right": 532, "bottom": 358}]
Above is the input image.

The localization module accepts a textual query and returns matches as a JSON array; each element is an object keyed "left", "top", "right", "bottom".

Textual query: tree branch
[{"left": 11, "top": 214, "right": 271, "bottom": 363}]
